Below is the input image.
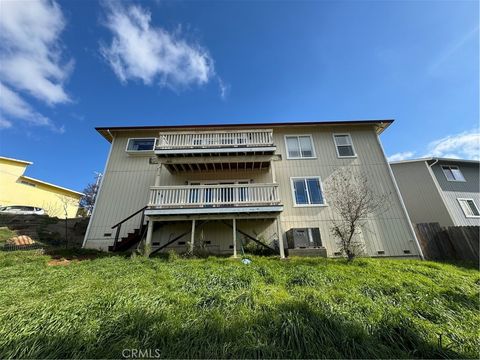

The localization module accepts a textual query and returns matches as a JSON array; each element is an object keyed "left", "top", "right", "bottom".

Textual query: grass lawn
[
  {"left": 0, "top": 227, "right": 16, "bottom": 244},
  {"left": 0, "top": 251, "right": 478, "bottom": 359}
]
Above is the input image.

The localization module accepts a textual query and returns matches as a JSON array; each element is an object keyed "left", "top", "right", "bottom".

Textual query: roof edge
[
  {"left": 0, "top": 156, "right": 33, "bottom": 166},
  {"left": 20, "top": 176, "right": 84, "bottom": 197},
  {"left": 390, "top": 157, "right": 480, "bottom": 165},
  {"left": 95, "top": 119, "right": 394, "bottom": 142}
]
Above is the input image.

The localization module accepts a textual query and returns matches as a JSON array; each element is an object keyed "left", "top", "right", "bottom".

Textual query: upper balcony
[{"left": 155, "top": 129, "right": 275, "bottom": 156}]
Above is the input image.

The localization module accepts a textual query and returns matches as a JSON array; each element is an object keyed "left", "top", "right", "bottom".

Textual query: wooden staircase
[
  {"left": 108, "top": 206, "right": 148, "bottom": 252},
  {"left": 108, "top": 224, "right": 147, "bottom": 252}
]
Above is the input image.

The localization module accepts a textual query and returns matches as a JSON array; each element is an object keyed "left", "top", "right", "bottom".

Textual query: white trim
[
  {"left": 457, "top": 198, "right": 480, "bottom": 218},
  {"left": 333, "top": 133, "right": 357, "bottom": 158},
  {"left": 156, "top": 146, "right": 275, "bottom": 155},
  {"left": 374, "top": 134, "right": 425, "bottom": 260},
  {"left": 0, "top": 156, "right": 33, "bottom": 165},
  {"left": 284, "top": 135, "right": 317, "bottom": 159},
  {"left": 188, "top": 179, "right": 251, "bottom": 185},
  {"left": 82, "top": 137, "right": 116, "bottom": 248},
  {"left": 290, "top": 176, "right": 327, "bottom": 207},
  {"left": 145, "top": 206, "right": 284, "bottom": 216},
  {"left": 125, "top": 137, "right": 156, "bottom": 153},
  {"left": 441, "top": 165, "right": 466, "bottom": 182}
]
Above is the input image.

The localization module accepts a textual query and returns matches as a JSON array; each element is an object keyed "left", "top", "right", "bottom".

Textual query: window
[
  {"left": 458, "top": 198, "right": 480, "bottom": 218},
  {"left": 442, "top": 165, "right": 465, "bottom": 182},
  {"left": 285, "top": 135, "right": 316, "bottom": 159},
  {"left": 291, "top": 177, "right": 325, "bottom": 206},
  {"left": 20, "top": 180, "right": 36, "bottom": 187},
  {"left": 333, "top": 134, "right": 356, "bottom": 157},
  {"left": 126, "top": 138, "right": 156, "bottom": 152}
]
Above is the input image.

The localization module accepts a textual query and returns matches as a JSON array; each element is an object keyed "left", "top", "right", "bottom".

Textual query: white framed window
[
  {"left": 333, "top": 133, "right": 356, "bottom": 158},
  {"left": 441, "top": 165, "right": 465, "bottom": 182},
  {"left": 126, "top": 138, "right": 156, "bottom": 152},
  {"left": 285, "top": 135, "right": 316, "bottom": 159},
  {"left": 290, "top": 177, "right": 326, "bottom": 206},
  {"left": 457, "top": 198, "right": 480, "bottom": 218}
]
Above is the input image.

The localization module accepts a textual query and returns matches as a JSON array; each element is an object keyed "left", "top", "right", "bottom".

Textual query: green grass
[
  {"left": 0, "top": 251, "right": 478, "bottom": 359},
  {"left": 0, "top": 227, "right": 16, "bottom": 244}
]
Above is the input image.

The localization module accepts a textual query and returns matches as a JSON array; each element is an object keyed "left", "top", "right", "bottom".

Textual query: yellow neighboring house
[{"left": 0, "top": 156, "right": 83, "bottom": 218}]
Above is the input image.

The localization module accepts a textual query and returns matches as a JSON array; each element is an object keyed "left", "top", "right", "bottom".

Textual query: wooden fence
[{"left": 415, "top": 223, "right": 479, "bottom": 265}]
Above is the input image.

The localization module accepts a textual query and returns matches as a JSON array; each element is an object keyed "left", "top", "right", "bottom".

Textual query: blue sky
[{"left": 0, "top": 0, "right": 478, "bottom": 193}]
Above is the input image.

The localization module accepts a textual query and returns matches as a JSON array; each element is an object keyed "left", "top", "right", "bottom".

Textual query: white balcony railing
[
  {"left": 149, "top": 183, "right": 280, "bottom": 208},
  {"left": 156, "top": 129, "right": 274, "bottom": 149}
]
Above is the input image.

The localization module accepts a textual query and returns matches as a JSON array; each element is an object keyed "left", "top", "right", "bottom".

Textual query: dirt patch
[
  {"left": 48, "top": 258, "right": 74, "bottom": 266},
  {"left": 47, "top": 253, "right": 99, "bottom": 266}
]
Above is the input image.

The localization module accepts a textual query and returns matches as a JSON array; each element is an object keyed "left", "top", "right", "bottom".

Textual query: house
[
  {"left": 390, "top": 158, "right": 480, "bottom": 227},
  {"left": 83, "top": 120, "right": 423, "bottom": 258},
  {"left": 0, "top": 156, "right": 83, "bottom": 218}
]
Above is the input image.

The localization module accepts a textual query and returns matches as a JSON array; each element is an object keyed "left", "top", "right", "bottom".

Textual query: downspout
[{"left": 375, "top": 133, "right": 425, "bottom": 260}]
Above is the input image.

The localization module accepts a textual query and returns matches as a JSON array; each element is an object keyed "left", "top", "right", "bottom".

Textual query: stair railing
[{"left": 111, "top": 206, "right": 148, "bottom": 249}]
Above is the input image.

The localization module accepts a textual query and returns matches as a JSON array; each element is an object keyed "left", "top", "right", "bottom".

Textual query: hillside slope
[{"left": 0, "top": 252, "right": 478, "bottom": 359}]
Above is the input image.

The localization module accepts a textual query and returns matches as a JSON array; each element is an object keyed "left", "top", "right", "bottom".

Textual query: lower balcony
[{"left": 145, "top": 183, "right": 283, "bottom": 216}]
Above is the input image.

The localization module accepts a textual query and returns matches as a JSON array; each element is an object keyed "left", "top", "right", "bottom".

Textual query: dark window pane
[
  {"left": 128, "top": 139, "right": 155, "bottom": 151},
  {"left": 467, "top": 200, "right": 480, "bottom": 216},
  {"left": 293, "top": 180, "right": 308, "bottom": 204},
  {"left": 338, "top": 145, "right": 355, "bottom": 157},
  {"left": 442, "top": 166, "right": 455, "bottom": 181},
  {"left": 451, "top": 167, "right": 465, "bottom": 181},
  {"left": 307, "top": 179, "right": 323, "bottom": 204}
]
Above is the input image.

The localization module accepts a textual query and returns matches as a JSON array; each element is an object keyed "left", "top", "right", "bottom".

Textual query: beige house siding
[
  {"left": 391, "top": 160, "right": 480, "bottom": 227},
  {"left": 390, "top": 161, "right": 453, "bottom": 226},
  {"left": 84, "top": 124, "right": 420, "bottom": 257}
]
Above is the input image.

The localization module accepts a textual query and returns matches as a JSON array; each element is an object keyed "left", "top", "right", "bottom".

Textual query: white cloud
[
  {"left": 0, "top": 0, "right": 71, "bottom": 132},
  {"left": 426, "top": 129, "right": 480, "bottom": 160},
  {"left": 0, "top": 0, "right": 72, "bottom": 105},
  {"left": 387, "top": 151, "right": 415, "bottom": 162},
  {"left": 100, "top": 3, "right": 215, "bottom": 90},
  {"left": 388, "top": 128, "right": 480, "bottom": 163},
  {"left": 0, "top": 83, "right": 63, "bottom": 132},
  {"left": 218, "top": 77, "right": 230, "bottom": 100}
]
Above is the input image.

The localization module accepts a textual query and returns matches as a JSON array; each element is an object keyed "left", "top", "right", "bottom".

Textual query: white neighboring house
[
  {"left": 83, "top": 120, "right": 422, "bottom": 258},
  {"left": 391, "top": 158, "right": 480, "bottom": 227}
]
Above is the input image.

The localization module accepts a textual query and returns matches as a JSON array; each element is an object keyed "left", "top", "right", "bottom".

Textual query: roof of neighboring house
[
  {"left": 390, "top": 157, "right": 480, "bottom": 165},
  {"left": 95, "top": 119, "right": 394, "bottom": 142},
  {"left": 1, "top": 155, "right": 84, "bottom": 197},
  {"left": 20, "top": 176, "right": 84, "bottom": 197},
  {"left": 0, "top": 156, "right": 33, "bottom": 166}
]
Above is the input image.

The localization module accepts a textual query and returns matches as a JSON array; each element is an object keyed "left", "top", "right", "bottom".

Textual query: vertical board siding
[
  {"left": 85, "top": 126, "right": 419, "bottom": 257},
  {"left": 391, "top": 161, "right": 454, "bottom": 226}
]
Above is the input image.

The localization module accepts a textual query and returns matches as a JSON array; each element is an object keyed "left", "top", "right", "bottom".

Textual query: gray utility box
[{"left": 286, "top": 228, "right": 322, "bottom": 249}]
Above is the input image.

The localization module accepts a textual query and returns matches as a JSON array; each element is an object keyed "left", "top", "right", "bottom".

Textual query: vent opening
[{"left": 377, "top": 250, "right": 385, "bottom": 255}]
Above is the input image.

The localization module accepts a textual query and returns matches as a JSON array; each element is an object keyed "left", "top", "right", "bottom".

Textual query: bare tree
[
  {"left": 324, "top": 168, "right": 390, "bottom": 262},
  {"left": 80, "top": 173, "right": 102, "bottom": 215},
  {"left": 56, "top": 195, "right": 79, "bottom": 248}
]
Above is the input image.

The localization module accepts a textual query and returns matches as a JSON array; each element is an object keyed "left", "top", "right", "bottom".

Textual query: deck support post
[
  {"left": 145, "top": 219, "right": 154, "bottom": 257},
  {"left": 190, "top": 219, "right": 196, "bottom": 253},
  {"left": 276, "top": 216, "right": 285, "bottom": 259},
  {"left": 154, "top": 164, "right": 163, "bottom": 187},
  {"left": 232, "top": 218, "right": 237, "bottom": 258}
]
